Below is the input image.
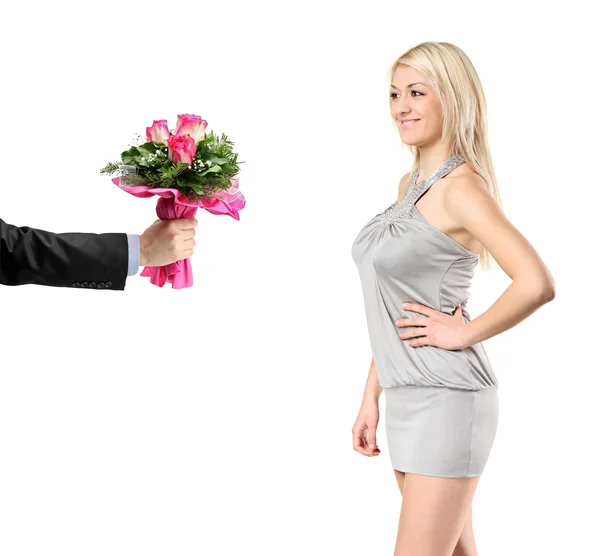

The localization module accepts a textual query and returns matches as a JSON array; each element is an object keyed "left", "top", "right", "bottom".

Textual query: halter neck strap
[
  {"left": 380, "top": 153, "right": 466, "bottom": 226},
  {"left": 410, "top": 153, "right": 465, "bottom": 197}
]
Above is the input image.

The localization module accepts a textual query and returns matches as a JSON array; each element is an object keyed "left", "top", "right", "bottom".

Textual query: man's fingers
[
  {"left": 168, "top": 222, "right": 197, "bottom": 241},
  {"left": 173, "top": 218, "right": 198, "bottom": 230}
]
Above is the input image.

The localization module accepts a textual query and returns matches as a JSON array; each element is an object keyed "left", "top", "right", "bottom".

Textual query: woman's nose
[{"left": 397, "top": 96, "right": 412, "bottom": 114}]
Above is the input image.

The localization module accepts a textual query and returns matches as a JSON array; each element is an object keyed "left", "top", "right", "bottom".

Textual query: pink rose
[
  {"left": 174, "top": 114, "right": 208, "bottom": 142},
  {"left": 167, "top": 135, "right": 196, "bottom": 165},
  {"left": 146, "top": 119, "right": 170, "bottom": 144}
]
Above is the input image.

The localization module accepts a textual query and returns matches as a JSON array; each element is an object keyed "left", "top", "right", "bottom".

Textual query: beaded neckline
[{"left": 379, "top": 153, "right": 465, "bottom": 227}]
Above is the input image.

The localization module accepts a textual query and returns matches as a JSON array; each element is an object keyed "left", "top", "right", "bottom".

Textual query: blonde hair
[{"left": 389, "top": 41, "right": 503, "bottom": 271}]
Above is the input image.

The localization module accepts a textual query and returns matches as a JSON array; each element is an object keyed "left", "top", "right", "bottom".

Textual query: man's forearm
[{"left": 0, "top": 218, "right": 128, "bottom": 289}]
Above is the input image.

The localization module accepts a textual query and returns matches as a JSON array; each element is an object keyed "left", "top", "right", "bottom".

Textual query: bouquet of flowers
[{"left": 100, "top": 114, "right": 245, "bottom": 289}]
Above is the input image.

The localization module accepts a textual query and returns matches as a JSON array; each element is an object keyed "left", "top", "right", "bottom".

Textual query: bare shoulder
[
  {"left": 441, "top": 165, "right": 498, "bottom": 224},
  {"left": 395, "top": 172, "right": 412, "bottom": 203},
  {"left": 442, "top": 165, "right": 554, "bottom": 289}
]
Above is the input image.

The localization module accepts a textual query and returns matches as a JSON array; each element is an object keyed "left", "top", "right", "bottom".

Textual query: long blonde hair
[{"left": 389, "top": 42, "right": 502, "bottom": 271}]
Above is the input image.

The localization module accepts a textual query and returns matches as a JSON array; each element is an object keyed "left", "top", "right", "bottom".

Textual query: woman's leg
[{"left": 394, "top": 469, "right": 477, "bottom": 556}]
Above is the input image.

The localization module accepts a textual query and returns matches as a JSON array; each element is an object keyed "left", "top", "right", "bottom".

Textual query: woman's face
[{"left": 390, "top": 65, "right": 443, "bottom": 147}]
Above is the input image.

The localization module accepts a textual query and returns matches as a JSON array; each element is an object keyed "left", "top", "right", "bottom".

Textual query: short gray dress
[{"left": 351, "top": 153, "right": 499, "bottom": 478}]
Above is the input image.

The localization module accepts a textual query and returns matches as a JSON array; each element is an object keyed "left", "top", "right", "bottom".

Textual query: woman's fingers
[
  {"left": 399, "top": 327, "right": 428, "bottom": 339},
  {"left": 353, "top": 424, "right": 367, "bottom": 454},
  {"left": 366, "top": 425, "right": 381, "bottom": 455},
  {"left": 353, "top": 424, "right": 380, "bottom": 457},
  {"left": 353, "top": 424, "right": 374, "bottom": 456},
  {"left": 366, "top": 425, "right": 377, "bottom": 450}
]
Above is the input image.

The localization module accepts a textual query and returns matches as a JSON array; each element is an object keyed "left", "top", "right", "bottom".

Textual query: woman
[{"left": 350, "top": 42, "right": 555, "bottom": 556}]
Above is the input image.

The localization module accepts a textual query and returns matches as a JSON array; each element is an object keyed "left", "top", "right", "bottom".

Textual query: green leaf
[
  {"left": 205, "top": 156, "right": 229, "bottom": 165},
  {"left": 187, "top": 183, "right": 203, "bottom": 194},
  {"left": 198, "top": 164, "right": 222, "bottom": 176},
  {"left": 121, "top": 147, "right": 140, "bottom": 165},
  {"left": 180, "top": 169, "right": 204, "bottom": 185},
  {"left": 137, "top": 142, "right": 161, "bottom": 156}
]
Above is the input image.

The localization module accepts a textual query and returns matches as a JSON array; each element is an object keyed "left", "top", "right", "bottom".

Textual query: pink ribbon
[{"left": 112, "top": 176, "right": 245, "bottom": 289}]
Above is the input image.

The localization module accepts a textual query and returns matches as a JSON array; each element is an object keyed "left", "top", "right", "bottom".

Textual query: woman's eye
[{"left": 389, "top": 91, "right": 424, "bottom": 99}]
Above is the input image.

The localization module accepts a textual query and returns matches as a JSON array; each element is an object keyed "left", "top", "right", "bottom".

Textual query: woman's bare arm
[
  {"left": 362, "top": 357, "right": 383, "bottom": 405},
  {"left": 445, "top": 175, "right": 556, "bottom": 347}
]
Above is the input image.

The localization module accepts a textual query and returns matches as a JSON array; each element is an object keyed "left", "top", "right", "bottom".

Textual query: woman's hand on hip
[{"left": 395, "top": 302, "right": 469, "bottom": 351}]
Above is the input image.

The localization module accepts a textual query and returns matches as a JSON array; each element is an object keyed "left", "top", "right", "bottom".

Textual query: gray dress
[{"left": 351, "top": 153, "right": 499, "bottom": 478}]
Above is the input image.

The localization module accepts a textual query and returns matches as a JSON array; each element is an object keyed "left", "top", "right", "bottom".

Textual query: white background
[{"left": 0, "top": 1, "right": 597, "bottom": 554}]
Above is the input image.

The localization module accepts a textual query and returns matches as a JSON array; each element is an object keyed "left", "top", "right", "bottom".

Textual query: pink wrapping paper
[{"left": 113, "top": 176, "right": 245, "bottom": 289}]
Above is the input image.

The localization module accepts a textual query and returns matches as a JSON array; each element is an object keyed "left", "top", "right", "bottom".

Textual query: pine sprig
[{"left": 100, "top": 161, "right": 135, "bottom": 176}]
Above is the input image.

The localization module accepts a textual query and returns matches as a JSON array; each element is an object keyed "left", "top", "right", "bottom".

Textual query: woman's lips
[{"left": 401, "top": 119, "right": 420, "bottom": 127}]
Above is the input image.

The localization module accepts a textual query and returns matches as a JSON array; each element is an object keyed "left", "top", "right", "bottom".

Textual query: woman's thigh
[{"left": 393, "top": 471, "right": 480, "bottom": 556}]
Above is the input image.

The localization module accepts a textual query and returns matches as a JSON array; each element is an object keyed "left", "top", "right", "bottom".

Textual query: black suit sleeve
[{"left": 0, "top": 218, "right": 128, "bottom": 290}]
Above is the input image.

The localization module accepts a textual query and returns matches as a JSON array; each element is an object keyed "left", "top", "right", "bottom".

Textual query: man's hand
[{"left": 139, "top": 218, "right": 198, "bottom": 267}]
